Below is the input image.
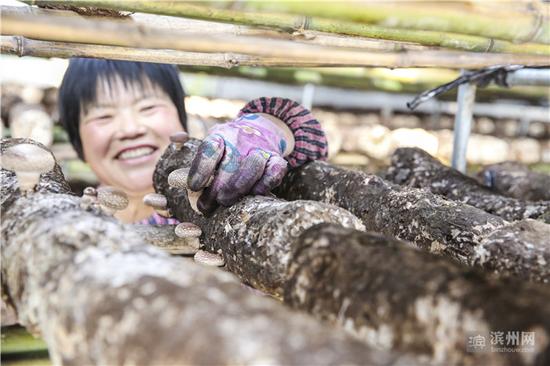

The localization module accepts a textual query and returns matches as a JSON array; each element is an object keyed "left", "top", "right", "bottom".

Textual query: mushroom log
[
  {"left": 477, "top": 161, "right": 550, "bottom": 202},
  {"left": 154, "top": 139, "right": 365, "bottom": 296},
  {"left": 385, "top": 147, "right": 550, "bottom": 223},
  {"left": 275, "top": 156, "right": 550, "bottom": 283},
  {"left": 154, "top": 138, "right": 550, "bottom": 364},
  {"left": 285, "top": 224, "right": 550, "bottom": 365},
  {"left": 1, "top": 137, "right": 412, "bottom": 366}
]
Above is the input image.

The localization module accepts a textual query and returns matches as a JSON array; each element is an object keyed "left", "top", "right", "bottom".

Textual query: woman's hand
[{"left": 187, "top": 113, "right": 293, "bottom": 214}]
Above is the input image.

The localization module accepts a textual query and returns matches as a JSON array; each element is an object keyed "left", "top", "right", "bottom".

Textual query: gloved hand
[{"left": 187, "top": 113, "right": 291, "bottom": 214}]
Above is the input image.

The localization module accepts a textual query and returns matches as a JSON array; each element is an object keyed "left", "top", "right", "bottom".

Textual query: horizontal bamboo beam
[
  {"left": 2, "top": 11, "right": 434, "bottom": 67},
  {"left": 0, "top": 35, "right": 448, "bottom": 68},
  {"left": 1, "top": 36, "right": 309, "bottom": 68},
  {"left": 1, "top": 12, "right": 549, "bottom": 70},
  {"left": 6, "top": 4, "right": 433, "bottom": 53},
  {"left": 24, "top": 0, "right": 550, "bottom": 55},
  {"left": 5, "top": 35, "right": 550, "bottom": 70},
  {"left": 251, "top": 1, "right": 550, "bottom": 44}
]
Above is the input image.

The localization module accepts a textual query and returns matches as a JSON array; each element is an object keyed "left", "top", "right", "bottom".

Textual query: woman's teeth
[{"left": 118, "top": 147, "right": 155, "bottom": 160}]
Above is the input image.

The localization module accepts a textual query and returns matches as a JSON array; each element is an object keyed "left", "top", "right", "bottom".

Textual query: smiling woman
[
  {"left": 58, "top": 59, "right": 187, "bottom": 223},
  {"left": 79, "top": 78, "right": 182, "bottom": 194}
]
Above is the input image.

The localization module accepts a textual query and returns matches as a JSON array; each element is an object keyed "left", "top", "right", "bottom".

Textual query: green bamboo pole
[
  {"left": 0, "top": 35, "right": 304, "bottom": 68},
  {"left": 3, "top": 34, "right": 426, "bottom": 68},
  {"left": 6, "top": 3, "right": 434, "bottom": 53},
  {"left": 250, "top": 1, "right": 550, "bottom": 45},
  {"left": 0, "top": 12, "right": 423, "bottom": 67},
  {"left": 4, "top": 14, "right": 549, "bottom": 69},
  {"left": 23, "top": 0, "right": 550, "bottom": 55}
]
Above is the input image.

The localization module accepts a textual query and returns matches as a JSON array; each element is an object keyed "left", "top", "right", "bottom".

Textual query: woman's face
[{"left": 79, "top": 77, "right": 183, "bottom": 195}]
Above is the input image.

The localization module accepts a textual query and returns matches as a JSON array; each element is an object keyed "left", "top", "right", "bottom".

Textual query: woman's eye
[
  {"left": 140, "top": 105, "right": 158, "bottom": 113},
  {"left": 92, "top": 115, "right": 112, "bottom": 123}
]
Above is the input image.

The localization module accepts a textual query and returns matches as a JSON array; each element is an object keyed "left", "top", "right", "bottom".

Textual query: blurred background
[{"left": 2, "top": 56, "right": 549, "bottom": 194}]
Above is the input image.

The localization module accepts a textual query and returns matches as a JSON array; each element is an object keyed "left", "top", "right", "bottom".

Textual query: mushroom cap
[
  {"left": 167, "top": 168, "right": 190, "bottom": 189},
  {"left": 97, "top": 186, "right": 129, "bottom": 210},
  {"left": 83, "top": 186, "right": 97, "bottom": 197},
  {"left": 194, "top": 250, "right": 225, "bottom": 267},
  {"left": 174, "top": 222, "right": 202, "bottom": 238},
  {"left": 169, "top": 131, "right": 189, "bottom": 144},
  {"left": 1, "top": 143, "right": 55, "bottom": 173},
  {"left": 143, "top": 193, "right": 167, "bottom": 209}
]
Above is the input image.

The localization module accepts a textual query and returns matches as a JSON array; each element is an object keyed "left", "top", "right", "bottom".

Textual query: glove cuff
[{"left": 238, "top": 97, "right": 328, "bottom": 168}]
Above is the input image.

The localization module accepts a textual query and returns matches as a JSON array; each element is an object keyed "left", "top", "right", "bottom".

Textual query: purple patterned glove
[{"left": 188, "top": 113, "right": 290, "bottom": 214}]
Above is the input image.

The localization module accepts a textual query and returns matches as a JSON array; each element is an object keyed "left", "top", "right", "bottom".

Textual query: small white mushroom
[
  {"left": 194, "top": 250, "right": 225, "bottom": 267},
  {"left": 97, "top": 186, "right": 129, "bottom": 216},
  {"left": 143, "top": 193, "right": 170, "bottom": 217},
  {"left": 174, "top": 222, "right": 202, "bottom": 249},
  {"left": 80, "top": 186, "right": 98, "bottom": 209},
  {"left": 169, "top": 131, "right": 189, "bottom": 149},
  {"left": 1, "top": 143, "right": 55, "bottom": 194},
  {"left": 175, "top": 222, "right": 202, "bottom": 237},
  {"left": 83, "top": 186, "right": 97, "bottom": 196},
  {"left": 167, "top": 168, "right": 190, "bottom": 189},
  {"left": 168, "top": 168, "right": 202, "bottom": 214}
]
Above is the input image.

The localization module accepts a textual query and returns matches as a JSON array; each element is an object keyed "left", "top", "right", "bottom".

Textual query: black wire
[{"left": 406, "top": 65, "right": 525, "bottom": 110}]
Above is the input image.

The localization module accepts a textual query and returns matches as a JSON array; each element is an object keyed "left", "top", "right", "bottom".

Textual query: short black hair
[{"left": 58, "top": 58, "right": 187, "bottom": 160}]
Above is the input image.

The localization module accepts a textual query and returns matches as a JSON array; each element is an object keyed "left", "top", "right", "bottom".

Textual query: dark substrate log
[
  {"left": 155, "top": 139, "right": 550, "bottom": 364},
  {"left": 285, "top": 223, "right": 550, "bottom": 366},
  {"left": 476, "top": 161, "right": 550, "bottom": 202},
  {"left": 153, "top": 139, "right": 365, "bottom": 297},
  {"left": 1, "top": 138, "right": 409, "bottom": 366},
  {"left": 274, "top": 154, "right": 550, "bottom": 283},
  {"left": 384, "top": 147, "right": 550, "bottom": 223}
]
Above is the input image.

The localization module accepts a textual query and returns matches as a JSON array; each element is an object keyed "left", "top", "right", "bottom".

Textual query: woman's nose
[{"left": 114, "top": 110, "right": 147, "bottom": 139}]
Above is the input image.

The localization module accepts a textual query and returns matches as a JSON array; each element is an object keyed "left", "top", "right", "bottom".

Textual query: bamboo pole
[
  {"left": 22, "top": 0, "right": 550, "bottom": 55},
  {"left": 0, "top": 35, "right": 449, "bottom": 68},
  {"left": 0, "top": 11, "right": 430, "bottom": 66},
  {"left": 249, "top": 1, "right": 550, "bottom": 44},
  {"left": 2, "top": 13, "right": 550, "bottom": 69},
  {"left": 6, "top": 4, "right": 433, "bottom": 53},
  {"left": 5, "top": 35, "right": 550, "bottom": 71},
  {"left": 0, "top": 36, "right": 297, "bottom": 68}
]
